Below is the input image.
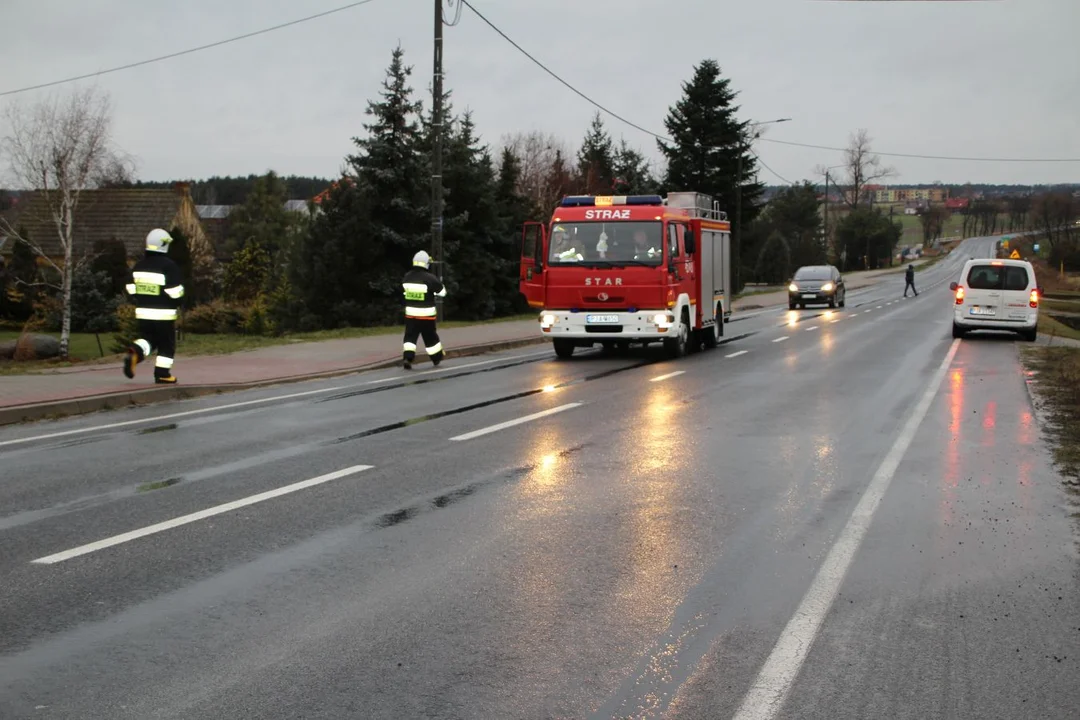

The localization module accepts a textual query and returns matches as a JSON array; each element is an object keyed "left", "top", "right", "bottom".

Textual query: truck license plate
[{"left": 586, "top": 314, "right": 619, "bottom": 323}]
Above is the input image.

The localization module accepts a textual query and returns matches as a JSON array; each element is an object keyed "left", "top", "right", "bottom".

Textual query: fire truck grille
[{"left": 585, "top": 325, "right": 623, "bottom": 333}]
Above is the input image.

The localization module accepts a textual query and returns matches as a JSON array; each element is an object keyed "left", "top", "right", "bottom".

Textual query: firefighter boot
[
  {"left": 431, "top": 350, "right": 444, "bottom": 367},
  {"left": 154, "top": 368, "right": 178, "bottom": 385},
  {"left": 123, "top": 345, "right": 143, "bottom": 379}
]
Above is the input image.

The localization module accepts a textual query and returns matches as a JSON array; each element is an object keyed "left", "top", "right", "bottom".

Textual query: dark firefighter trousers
[
  {"left": 134, "top": 319, "right": 177, "bottom": 377},
  {"left": 402, "top": 318, "right": 444, "bottom": 363}
]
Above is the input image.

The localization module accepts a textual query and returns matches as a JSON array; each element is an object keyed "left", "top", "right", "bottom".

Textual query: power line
[
  {"left": 760, "top": 137, "right": 1080, "bottom": 163},
  {"left": 0, "top": 0, "right": 380, "bottom": 98},
  {"left": 459, "top": 0, "right": 665, "bottom": 143},
  {"left": 462, "top": 1, "right": 1080, "bottom": 165},
  {"left": 751, "top": 151, "right": 795, "bottom": 185}
]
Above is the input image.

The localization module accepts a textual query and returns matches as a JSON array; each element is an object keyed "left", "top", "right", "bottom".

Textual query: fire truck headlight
[
  {"left": 653, "top": 313, "right": 674, "bottom": 328},
  {"left": 540, "top": 313, "right": 557, "bottom": 329}
]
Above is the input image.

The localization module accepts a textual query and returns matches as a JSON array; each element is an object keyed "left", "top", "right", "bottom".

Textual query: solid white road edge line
[
  {"left": 0, "top": 350, "right": 553, "bottom": 449},
  {"left": 731, "top": 337, "right": 961, "bottom": 720},
  {"left": 725, "top": 350, "right": 748, "bottom": 358},
  {"left": 449, "top": 403, "right": 582, "bottom": 442},
  {"left": 650, "top": 371, "right": 686, "bottom": 383},
  {"left": 30, "top": 465, "right": 374, "bottom": 564}
]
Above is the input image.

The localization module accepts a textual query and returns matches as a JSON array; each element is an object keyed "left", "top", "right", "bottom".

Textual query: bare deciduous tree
[
  {"left": 500, "top": 130, "right": 573, "bottom": 211},
  {"left": 919, "top": 206, "right": 949, "bottom": 244},
  {"left": 0, "top": 87, "right": 133, "bottom": 358},
  {"left": 840, "top": 129, "right": 894, "bottom": 210}
]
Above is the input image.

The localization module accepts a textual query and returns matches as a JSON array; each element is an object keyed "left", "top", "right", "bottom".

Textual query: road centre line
[
  {"left": 772, "top": 337, "right": 789, "bottom": 343},
  {"left": 650, "top": 371, "right": 685, "bottom": 383},
  {"left": 731, "top": 338, "right": 961, "bottom": 720},
  {"left": 449, "top": 403, "right": 582, "bottom": 442},
  {"left": 805, "top": 326, "right": 819, "bottom": 332},
  {"left": 725, "top": 350, "right": 748, "bottom": 358},
  {"left": 0, "top": 350, "right": 553, "bottom": 449},
  {"left": 31, "top": 465, "right": 374, "bottom": 564}
]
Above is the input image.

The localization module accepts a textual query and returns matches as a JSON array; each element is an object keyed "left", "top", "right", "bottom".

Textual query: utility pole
[{"left": 431, "top": 0, "right": 445, "bottom": 321}]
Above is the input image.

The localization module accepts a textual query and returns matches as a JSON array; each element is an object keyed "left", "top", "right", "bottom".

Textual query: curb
[{"left": 0, "top": 335, "right": 549, "bottom": 427}]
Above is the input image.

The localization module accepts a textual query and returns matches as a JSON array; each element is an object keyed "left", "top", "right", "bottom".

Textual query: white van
[{"left": 950, "top": 258, "right": 1040, "bottom": 341}]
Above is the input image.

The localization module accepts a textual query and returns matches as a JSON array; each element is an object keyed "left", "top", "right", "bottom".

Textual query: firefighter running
[
  {"left": 401, "top": 250, "right": 447, "bottom": 370},
  {"left": 123, "top": 228, "right": 184, "bottom": 384}
]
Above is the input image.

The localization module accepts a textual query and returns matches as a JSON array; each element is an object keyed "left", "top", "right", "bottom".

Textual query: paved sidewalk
[
  {"left": 0, "top": 259, "right": 933, "bottom": 424},
  {"left": 0, "top": 319, "right": 543, "bottom": 422}
]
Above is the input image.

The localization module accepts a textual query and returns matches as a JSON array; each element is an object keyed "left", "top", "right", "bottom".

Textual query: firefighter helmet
[
  {"left": 413, "top": 250, "right": 431, "bottom": 268},
  {"left": 145, "top": 228, "right": 173, "bottom": 253}
]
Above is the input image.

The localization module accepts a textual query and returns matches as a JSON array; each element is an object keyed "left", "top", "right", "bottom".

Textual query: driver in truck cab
[
  {"left": 551, "top": 225, "right": 583, "bottom": 262},
  {"left": 632, "top": 229, "right": 660, "bottom": 261}
]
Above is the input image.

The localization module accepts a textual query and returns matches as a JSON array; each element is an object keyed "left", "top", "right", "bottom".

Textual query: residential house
[{"left": 0, "top": 183, "right": 215, "bottom": 266}]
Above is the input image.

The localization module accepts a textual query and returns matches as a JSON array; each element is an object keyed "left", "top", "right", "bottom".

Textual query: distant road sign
[{"left": 1010, "top": 249, "right": 1021, "bottom": 259}]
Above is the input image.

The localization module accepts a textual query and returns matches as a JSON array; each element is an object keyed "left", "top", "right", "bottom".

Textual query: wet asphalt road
[{"left": 1, "top": 237, "right": 1078, "bottom": 719}]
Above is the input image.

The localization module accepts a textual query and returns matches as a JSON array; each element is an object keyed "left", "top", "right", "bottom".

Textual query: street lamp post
[{"left": 735, "top": 118, "right": 790, "bottom": 291}]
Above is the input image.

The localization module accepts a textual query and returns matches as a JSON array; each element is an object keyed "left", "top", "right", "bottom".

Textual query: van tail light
[
  {"left": 1029, "top": 289, "right": 1039, "bottom": 308},
  {"left": 955, "top": 286, "right": 965, "bottom": 305}
]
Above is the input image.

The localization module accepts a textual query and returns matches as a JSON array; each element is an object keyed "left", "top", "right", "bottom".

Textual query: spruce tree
[
  {"left": 612, "top": 139, "right": 657, "bottom": 196},
  {"left": 658, "top": 60, "right": 763, "bottom": 289},
  {"left": 346, "top": 44, "right": 429, "bottom": 323},
  {"left": 577, "top": 112, "right": 615, "bottom": 194},
  {"left": 224, "top": 171, "right": 293, "bottom": 260},
  {"left": 437, "top": 111, "right": 502, "bottom": 320},
  {"left": 495, "top": 147, "right": 534, "bottom": 314},
  {"left": 290, "top": 177, "right": 377, "bottom": 327}
]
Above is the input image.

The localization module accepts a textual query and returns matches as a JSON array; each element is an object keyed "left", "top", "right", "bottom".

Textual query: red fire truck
[{"left": 519, "top": 192, "right": 733, "bottom": 359}]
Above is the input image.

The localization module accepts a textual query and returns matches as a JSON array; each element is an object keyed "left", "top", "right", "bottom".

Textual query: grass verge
[
  {"left": 1019, "top": 346, "right": 1080, "bottom": 490},
  {"left": 0, "top": 312, "right": 539, "bottom": 375},
  {"left": 1038, "top": 314, "right": 1080, "bottom": 343}
]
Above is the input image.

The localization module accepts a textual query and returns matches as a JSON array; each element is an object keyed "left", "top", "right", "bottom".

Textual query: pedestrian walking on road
[
  {"left": 401, "top": 250, "right": 446, "bottom": 370},
  {"left": 904, "top": 263, "right": 918, "bottom": 297},
  {"left": 123, "top": 228, "right": 184, "bottom": 384}
]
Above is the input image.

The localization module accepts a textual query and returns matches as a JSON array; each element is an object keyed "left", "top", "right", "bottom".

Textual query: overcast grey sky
[{"left": 2, "top": 0, "right": 1078, "bottom": 188}]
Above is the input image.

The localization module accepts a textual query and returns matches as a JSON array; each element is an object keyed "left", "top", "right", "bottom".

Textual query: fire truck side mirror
[{"left": 684, "top": 231, "right": 696, "bottom": 255}]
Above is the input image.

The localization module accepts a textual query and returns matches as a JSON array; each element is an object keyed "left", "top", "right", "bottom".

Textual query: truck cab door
[{"left": 520, "top": 221, "right": 546, "bottom": 309}]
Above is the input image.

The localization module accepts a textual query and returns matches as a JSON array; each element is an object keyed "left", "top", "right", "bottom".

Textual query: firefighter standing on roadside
[
  {"left": 123, "top": 228, "right": 184, "bottom": 384},
  {"left": 402, "top": 250, "right": 447, "bottom": 370}
]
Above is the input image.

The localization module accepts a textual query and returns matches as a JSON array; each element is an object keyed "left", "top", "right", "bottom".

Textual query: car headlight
[
  {"left": 788, "top": 283, "right": 799, "bottom": 292},
  {"left": 820, "top": 282, "right": 834, "bottom": 292}
]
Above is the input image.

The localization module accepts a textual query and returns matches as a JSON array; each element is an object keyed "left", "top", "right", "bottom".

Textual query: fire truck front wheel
[
  {"left": 663, "top": 310, "right": 690, "bottom": 359},
  {"left": 553, "top": 339, "right": 576, "bottom": 359}
]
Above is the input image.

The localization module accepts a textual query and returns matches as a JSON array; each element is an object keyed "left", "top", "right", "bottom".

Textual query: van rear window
[
  {"left": 966, "top": 264, "right": 1031, "bottom": 290},
  {"left": 1003, "top": 266, "right": 1030, "bottom": 291},
  {"left": 966, "top": 265, "right": 1003, "bottom": 289}
]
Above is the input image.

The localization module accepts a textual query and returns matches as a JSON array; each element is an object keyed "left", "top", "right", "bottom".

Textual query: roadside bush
[
  {"left": 110, "top": 303, "right": 138, "bottom": 353},
  {"left": 179, "top": 300, "right": 246, "bottom": 334}
]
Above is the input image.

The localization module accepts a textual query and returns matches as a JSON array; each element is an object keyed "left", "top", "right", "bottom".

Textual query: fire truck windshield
[{"left": 548, "top": 221, "right": 663, "bottom": 266}]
